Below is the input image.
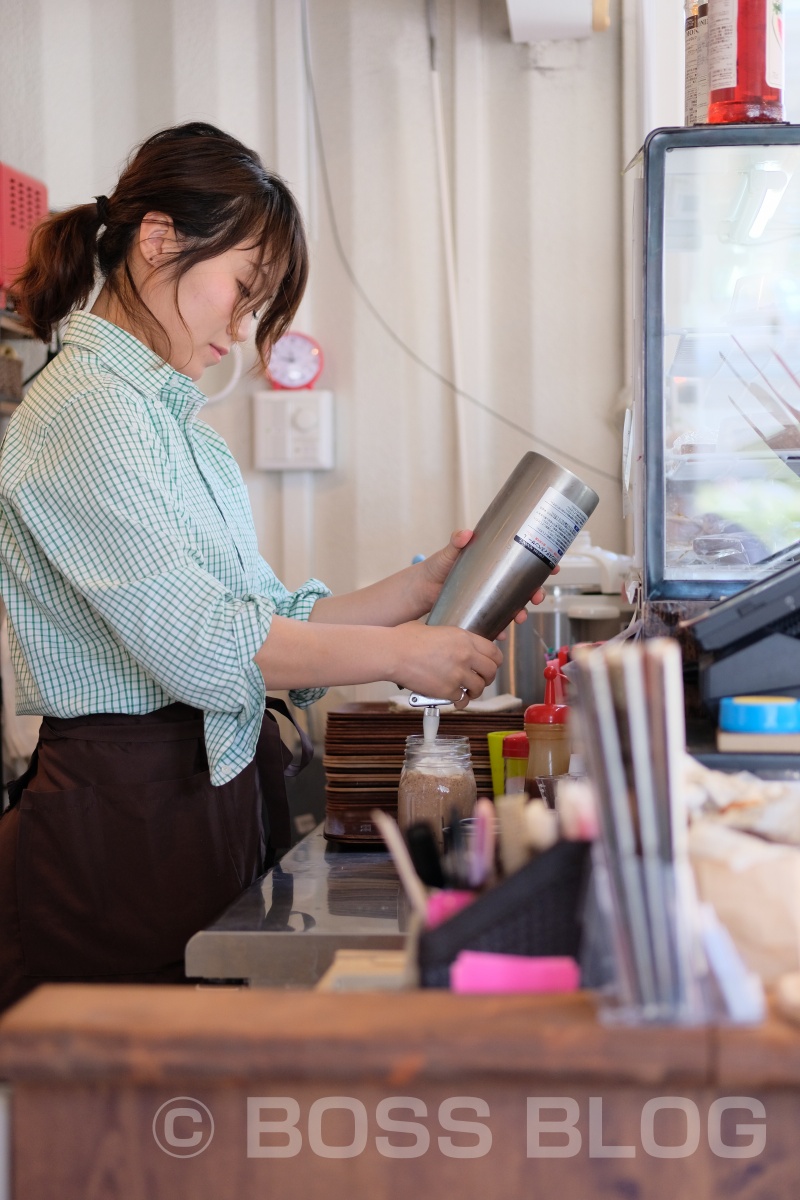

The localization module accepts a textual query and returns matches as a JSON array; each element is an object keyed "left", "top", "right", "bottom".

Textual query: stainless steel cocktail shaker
[{"left": 427, "top": 451, "right": 599, "bottom": 642}]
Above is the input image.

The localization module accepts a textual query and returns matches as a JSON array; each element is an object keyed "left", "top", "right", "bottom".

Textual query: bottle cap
[
  {"left": 525, "top": 663, "right": 570, "bottom": 725},
  {"left": 502, "top": 732, "right": 530, "bottom": 758}
]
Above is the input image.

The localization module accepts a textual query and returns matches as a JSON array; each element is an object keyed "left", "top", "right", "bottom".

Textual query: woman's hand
[
  {"left": 389, "top": 620, "right": 502, "bottom": 706},
  {"left": 417, "top": 528, "right": 474, "bottom": 610}
]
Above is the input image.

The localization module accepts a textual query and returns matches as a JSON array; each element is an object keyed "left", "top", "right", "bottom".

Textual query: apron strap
[
  {"left": 263, "top": 697, "right": 314, "bottom": 777},
  {"left": 5, "top": 747, "right": 39, "bottom": 812},
  {"left": 256, "top": 698, "right": 315, "bottom": 864}
]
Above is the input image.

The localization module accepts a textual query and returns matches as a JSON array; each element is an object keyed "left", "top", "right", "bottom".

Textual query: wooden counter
[{"left": 0, "top": 984, "right": 797, "bottom": 1198}]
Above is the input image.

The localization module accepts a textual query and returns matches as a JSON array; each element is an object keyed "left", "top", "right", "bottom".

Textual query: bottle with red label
[{"left": 707, "top": 0, "right": 785, "bottom": 124}]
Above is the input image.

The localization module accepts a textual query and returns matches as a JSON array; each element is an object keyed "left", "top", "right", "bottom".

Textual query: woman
[{"left": 0, "top": 122, "right": 540, "bottom": 1011}]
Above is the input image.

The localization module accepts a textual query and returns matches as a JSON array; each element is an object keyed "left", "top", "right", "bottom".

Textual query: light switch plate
[{"left": 252, "top": 389, "right": 335, "bottom": 471}]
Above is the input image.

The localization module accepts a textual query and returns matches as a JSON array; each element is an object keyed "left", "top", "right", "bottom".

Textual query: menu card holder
[{"left": 572, "top": 639, "right": 764, "bottom": 1027}]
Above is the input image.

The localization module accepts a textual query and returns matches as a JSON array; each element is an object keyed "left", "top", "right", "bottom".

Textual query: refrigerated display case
[{"left": 634, "top": 125, "right": 800, "bottom": 603}]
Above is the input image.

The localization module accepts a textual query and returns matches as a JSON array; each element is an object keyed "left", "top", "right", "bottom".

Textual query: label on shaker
[{"left": 513, "top": 486, "right": 588, "bottom": 569}]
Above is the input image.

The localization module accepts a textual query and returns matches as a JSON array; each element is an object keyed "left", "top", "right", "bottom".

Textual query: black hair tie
[{"left": 94, "top": 195, "right": 110, "bottom": 227}]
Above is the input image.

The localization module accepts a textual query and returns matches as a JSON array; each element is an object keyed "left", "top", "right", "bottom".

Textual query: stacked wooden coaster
[
  {"left": 323, "top": 702, "right": 524, "bottom": 843},
  {"left": 326, "top": 860, "right": 401, "bottom": 919}
]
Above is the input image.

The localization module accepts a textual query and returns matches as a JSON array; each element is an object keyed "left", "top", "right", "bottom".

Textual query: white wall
[{"left": 0, "top": 0, "right": 627, "bottom": 712}]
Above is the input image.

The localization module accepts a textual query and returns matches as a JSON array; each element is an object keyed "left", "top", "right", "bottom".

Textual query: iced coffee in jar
[{"left": 397, "top": 735, "right": 477, "bottom": 850}]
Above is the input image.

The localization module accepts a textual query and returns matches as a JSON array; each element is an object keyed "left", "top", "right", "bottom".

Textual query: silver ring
[{"left": 458, "top": 686, "right": 468, "bottom": 702}]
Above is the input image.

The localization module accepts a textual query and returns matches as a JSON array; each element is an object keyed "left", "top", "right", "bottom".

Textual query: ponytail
[
  {"left": 9, "top": 122, "right": 308, "bottom": 367},
  {"left": 12, "top": 203, "right": 104, "bottom": 342}
]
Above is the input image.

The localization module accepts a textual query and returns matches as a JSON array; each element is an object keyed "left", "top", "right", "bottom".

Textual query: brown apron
[{"left": 0, "top": 699, "right": 311, "bottom": 1013}]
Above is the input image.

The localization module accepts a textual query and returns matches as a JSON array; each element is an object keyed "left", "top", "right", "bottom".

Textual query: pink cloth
[
  {"left": 450, "top": 951, "right": 580, "bottom": 994},
  {"left": 425, "top": 890, "right": 476, "bottom": 929}
]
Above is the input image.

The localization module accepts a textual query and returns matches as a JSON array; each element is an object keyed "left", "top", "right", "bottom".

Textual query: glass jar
[{"left": 397, "top": 735, "right": 477, "bottom": 850}]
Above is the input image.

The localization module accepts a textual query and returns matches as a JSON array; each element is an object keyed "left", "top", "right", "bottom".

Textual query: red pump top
[{"left": 524, "top": 662, "right": 570, "bottom": 726}]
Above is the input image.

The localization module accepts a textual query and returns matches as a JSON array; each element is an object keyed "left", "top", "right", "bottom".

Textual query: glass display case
[{"left": 638, "top": 125, "right": 800, "bottom": 601}]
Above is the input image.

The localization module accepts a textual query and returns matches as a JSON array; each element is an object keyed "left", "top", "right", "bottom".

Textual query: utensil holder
[{"left": 416, "top": 839, "right": 591, "bottom": 989}]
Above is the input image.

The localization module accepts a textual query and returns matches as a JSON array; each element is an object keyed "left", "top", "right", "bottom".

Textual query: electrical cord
[{"left": 299, "top": 0, "right": 621, "bottom": 486}]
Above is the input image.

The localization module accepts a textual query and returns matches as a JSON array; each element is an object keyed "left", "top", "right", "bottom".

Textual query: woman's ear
[{"left": 136, "top": 211, "right": 177, "bottom": 267}]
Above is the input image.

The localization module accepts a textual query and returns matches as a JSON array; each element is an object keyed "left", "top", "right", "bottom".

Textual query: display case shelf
[{"left": 664, "top": 449, "right": 800, "bottom": 482}]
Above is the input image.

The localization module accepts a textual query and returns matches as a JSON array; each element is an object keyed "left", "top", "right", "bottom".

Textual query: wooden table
[{"left": 1, "top": 984, "right": 798, "bottom": 1198}]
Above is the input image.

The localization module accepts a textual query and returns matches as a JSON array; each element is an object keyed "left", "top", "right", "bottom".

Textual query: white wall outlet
[{"left": 252, "top": 389, "right": 335, "bottom": 471}]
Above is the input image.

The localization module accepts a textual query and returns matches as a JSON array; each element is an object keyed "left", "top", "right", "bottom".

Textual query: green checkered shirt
[{"left": 0, "top": 312, "right": 330, "bottom": 784}]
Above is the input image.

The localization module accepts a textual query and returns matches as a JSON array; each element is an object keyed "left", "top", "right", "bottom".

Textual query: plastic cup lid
[
  {"left": 502, "top": 732, "right": 530, "bottom": 758},
  {"left": 719, "top": 694, "right": 800, "bottom": 734}
]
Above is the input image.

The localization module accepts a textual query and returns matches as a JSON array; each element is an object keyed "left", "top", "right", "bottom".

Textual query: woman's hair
[{"left": 11, "top": 122, "right": 308, "bottom": 369}]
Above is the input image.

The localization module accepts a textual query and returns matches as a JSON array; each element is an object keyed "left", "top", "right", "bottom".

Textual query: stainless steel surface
[
  {"left": 496, "top": 594, "right": 576, "bottom": 707},
  {"left": 427, "top": 452, "right": 599, "bottom": 642},
  {"left": 185, "top": 825, "right": 405, "bottom": 987}
]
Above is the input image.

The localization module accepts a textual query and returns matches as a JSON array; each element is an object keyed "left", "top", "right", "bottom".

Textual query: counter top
[
  {"left": 0, "top": 985, "right": 715, "bottom": 1086},
  {"left": 3, "top": 987, "right": 799, "bottom": 1199},
  {"left": 4, "top": 982, "right": 800, "bottom": 1089},
  {"left": 184, "top": 825, "right": 406, "bottom": 986}
]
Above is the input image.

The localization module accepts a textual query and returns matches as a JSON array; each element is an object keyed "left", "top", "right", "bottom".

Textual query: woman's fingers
[
  {"left": 459, "top": 644, "right": 502, "bottom": 702},
  {"left": 473, "top": 636, "right": 503, "bottom": 678},
  {"left": 419, "top": 530, "right": 474, "bottom": 607},
  {"left": 453, "top": 647, "right": 501, "bottom": 707},
  {"left": 392, "top": 622, "right": 502, "bottom": 700},
  {"left": 452, "top": 670, "right": 483, "bottom": 709},
  {"left": 449, "top": 528, "right": 473, "bottom": 550}
]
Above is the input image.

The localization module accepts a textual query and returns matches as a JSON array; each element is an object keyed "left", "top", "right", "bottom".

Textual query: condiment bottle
[
  {"left": 707, "top": 0, "right": 785, "bottom": 124},
  {"left": 397, "top": 735, "right": 477, "bottom": 850},
  {"left": 524, "top": 663, "right": 571, "bottom": 806},
  {"left": 685, "top": 2, "right": 700, "bottom": 125},
  {"left": 502, "top": 732, "right": 530, "bottom": 795}
]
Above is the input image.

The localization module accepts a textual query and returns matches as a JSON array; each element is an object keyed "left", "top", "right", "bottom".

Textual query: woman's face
[{"left": 137, "top": 218, "right": 266, "bottom": 380}]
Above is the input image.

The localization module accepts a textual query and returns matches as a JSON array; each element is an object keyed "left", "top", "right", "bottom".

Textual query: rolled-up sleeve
[{"left": 253, "top": 556, "right": 331, "bottom": 708}]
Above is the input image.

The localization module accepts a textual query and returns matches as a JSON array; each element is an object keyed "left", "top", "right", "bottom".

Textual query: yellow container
[{"left": 486, "top": 730, "right": 521, "bottom": 799}]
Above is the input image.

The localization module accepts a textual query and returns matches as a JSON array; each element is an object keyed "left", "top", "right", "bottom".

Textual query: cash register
[
  {"left": 683, "top": 557, "right": 800, "bottom": 704},
  {"left": 681, "top": 559, "right": 800, "bottom": 774}
]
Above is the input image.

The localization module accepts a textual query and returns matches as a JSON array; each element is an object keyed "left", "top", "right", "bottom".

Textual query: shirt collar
[{"left": 63, "top": 311, "right": 208, "bottom": 423}]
